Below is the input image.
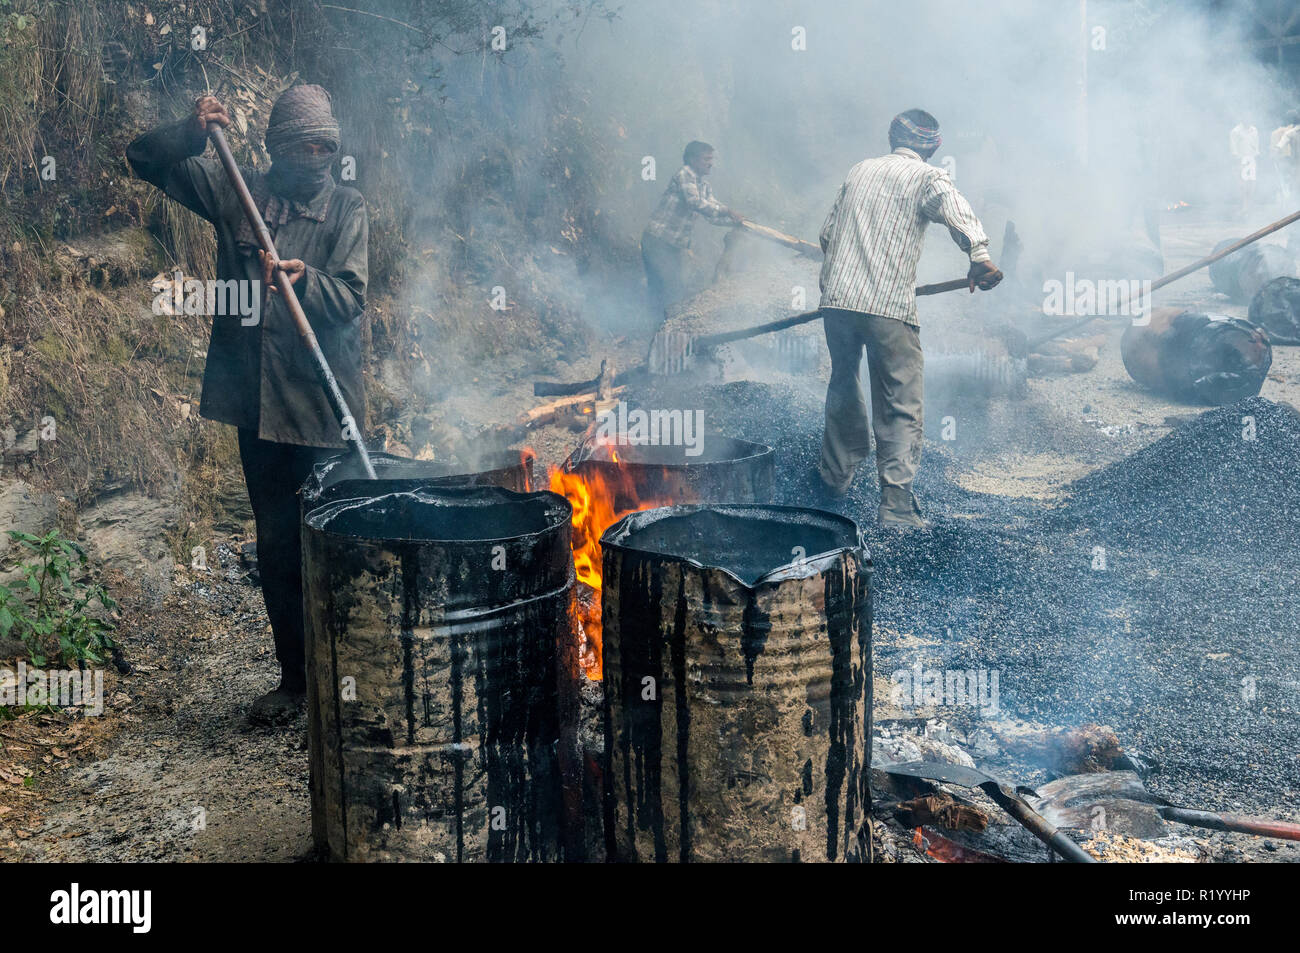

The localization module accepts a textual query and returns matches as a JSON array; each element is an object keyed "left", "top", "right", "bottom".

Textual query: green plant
[{"left": 0, "top": 529, "right": 116, "bottom": 666}]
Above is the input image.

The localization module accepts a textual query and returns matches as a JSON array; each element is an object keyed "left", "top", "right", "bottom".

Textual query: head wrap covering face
[
  {"left": 889, "top": 112, "right": 942, "bottom": 152},
  {"left": 233, "top": 85, "right": 339, "bottom": 251},
  {"left": 265, "top": 84, "right": 340, "bottom": 156},
  {"left": 264, "top": 84, "right": 340, "bottom": 199}
]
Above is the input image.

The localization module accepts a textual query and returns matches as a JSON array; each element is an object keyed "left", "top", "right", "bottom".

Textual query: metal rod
[
  {"left": 206, "top": 123, "right": 377, "bottom": 479},
  {"left": 1027, "top": 206, "right": 1300, "bottom": 351},
  {"left": 1160, "top": 806, "right": 1300, "bottom": 842},
  {"left": 980, "top": 781, "right": 1098, "bottom": 863}
]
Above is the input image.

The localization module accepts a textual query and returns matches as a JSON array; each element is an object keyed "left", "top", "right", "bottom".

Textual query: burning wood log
[
  {"left": 1121, "top": 307, "right": 1272, "bottom": 405},
  {"left": 895, "top": 794, "right": 989, "bottom": 833},
  {"left": 913, "top": 826, "right": 1008, "bottom": 863},
  {"left": 995, "top": 723, "right": 1129, "bottom": 775}
]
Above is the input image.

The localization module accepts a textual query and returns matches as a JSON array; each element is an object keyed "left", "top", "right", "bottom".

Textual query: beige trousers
[{"left": 818, "top": 308, "right": 924, "bottom": 495}]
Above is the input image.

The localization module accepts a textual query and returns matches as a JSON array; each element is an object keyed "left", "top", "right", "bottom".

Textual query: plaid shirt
[
  {"left": 645, "top": 165, "right": 734, "bottom": 249},
  {"left": 819, "top": 148, "right": 990, "bottom": 326}
]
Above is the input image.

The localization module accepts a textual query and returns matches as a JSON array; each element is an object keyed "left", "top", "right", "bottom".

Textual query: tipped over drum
[
  {"left": 1121, "top": 306, "right": 1271, "bottom": 405},
  {"left": 302, "top": 486, "right": 578, "bottom": 862},
  {"left": 600, "top": 504, "right": 872, "bottom": 862},
  {"left": 1249, "top": 276, "right": 1300, "bottom": 345},
  {"left": 1208, "top": 239, "right": 1295, "bottom": 302}
]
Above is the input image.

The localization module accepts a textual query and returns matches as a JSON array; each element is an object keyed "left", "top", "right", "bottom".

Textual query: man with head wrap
[
  {"left": 817, "top": 109, "right": 1001, "bottom": 529},
  {"left": 128, "top": 85, "right": 368, "bottom": 723}
]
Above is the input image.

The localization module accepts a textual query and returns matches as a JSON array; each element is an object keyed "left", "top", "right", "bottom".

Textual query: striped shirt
[
  {"left": 645, "top": 165, "right": 734, "bottom": 249},
  {"left": 819, "top": 147, "right": 991, "bottom": 326}
]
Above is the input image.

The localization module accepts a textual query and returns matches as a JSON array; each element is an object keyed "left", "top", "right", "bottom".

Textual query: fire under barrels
[
  {"left": 1121, "top": 306, "right": 1272, "bottom": 405},
  {"left": 567, "top": 436, "right": 775, "bottom": 507},
  {"left": 600, "top": 504, "right": 872, "bottom": 862},
  {"left": 302, "top": 486, "right": 579, "bottom": 862}
]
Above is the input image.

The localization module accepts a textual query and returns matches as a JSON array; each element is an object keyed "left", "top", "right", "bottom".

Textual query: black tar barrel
[
  {"left": 302, "top": 486, "right": 579, "bottom": 862},
  {"left": 600, "top": 504, "right": 872, "bottom": 862},
  {"left": 570, "top": 436, "right": 774, "bottom": 507},
  {"left": 1121, "top": 306, "right": 1272, "bottom": 405},
  {"left": 1207, "top": 239, "right": 1295, "bottom": 302},
  {"left": 1249, "top": 276, "right": 1300, "bottom": 344},
  {"left": 301, "top": 449, "right": 533, "bottom": 515}
]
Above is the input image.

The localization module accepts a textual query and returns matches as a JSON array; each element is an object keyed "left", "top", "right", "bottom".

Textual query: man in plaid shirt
[{"left": 642, "top": 141, "right": 743, "bottom": 316}]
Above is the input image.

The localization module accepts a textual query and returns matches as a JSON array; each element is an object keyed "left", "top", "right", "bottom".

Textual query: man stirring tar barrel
[{"left": 128, "top": 85, "right": 368, "bottom": 724}]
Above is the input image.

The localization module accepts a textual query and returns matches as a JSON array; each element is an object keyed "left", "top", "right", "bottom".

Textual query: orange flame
[
  {"left": 519, "top": 446, "right": 537, "bottom": 491},
  {"left": 547, "top": 441, "right": 677, "bottom": 680},
  {"left": 913, "top": 826, "right": 1005, "bottom": 863}
]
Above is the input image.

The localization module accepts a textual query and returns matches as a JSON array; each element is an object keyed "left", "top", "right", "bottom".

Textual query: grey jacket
[{"left": 127, "top": 118, "right": 367, "bottom": 448}]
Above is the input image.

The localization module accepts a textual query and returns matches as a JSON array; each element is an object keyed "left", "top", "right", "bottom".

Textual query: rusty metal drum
[
  {"left": 1121, "top": 306, "right": 1271, "bottom": 405},
  {"left": 600, "top": 504, "right": 872, "bottom": 862},
  {"left": 302, "top": 486, "right": 578, "bottom": 862},
  {"left": 1208, "top": 239, "right": 1295, "bottom": 302}
]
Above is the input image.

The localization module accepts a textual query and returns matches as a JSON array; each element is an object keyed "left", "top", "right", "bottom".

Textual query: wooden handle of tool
[
  {"left": 1027, "top": 206, "right": 1300, "bottom": 352},
  {"left": 739, "top": 220, "right": 822, "bottom": 257},
  {"left": 982, "top": 784, "right": 1098, "bottom": 863},
  {"left": 695, "top": 277, "right": 973, "bottom": 349},
  {"left": 1149, "top": 207, "right": 1300, "bottom": 293},
  {"left": 916, "top": 277, "right": 974, "bottom": 296},
  {"left": 1161, "top": 807, "right": 1300, "bottom": 841},
  {"left": 206, "top": 123, "right": 376, "bottom": 479}
]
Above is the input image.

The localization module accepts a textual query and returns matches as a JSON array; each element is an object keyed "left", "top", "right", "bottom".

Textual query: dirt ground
[{"left": 4, "top": 209, "right": 1299, "bottom": 862}]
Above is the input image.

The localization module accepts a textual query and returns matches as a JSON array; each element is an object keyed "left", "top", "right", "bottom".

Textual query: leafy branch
[{"left": 0, "top": 529, "right": 117, "bottom": 667}]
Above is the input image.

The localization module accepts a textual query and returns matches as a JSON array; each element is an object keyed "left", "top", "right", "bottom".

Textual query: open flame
[
  {"left": 519, "top": 446, "right": 537, "bottom": 491},
  {"left": 546, "top": 439, "right": 677, "bottom": 680},
  {"left": 913, "top": 826, "right": 1006, "bottom": 863}
]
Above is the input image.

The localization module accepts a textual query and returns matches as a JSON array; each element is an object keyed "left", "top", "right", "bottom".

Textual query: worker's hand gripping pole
[{"left": 206, "top": 122, "right": 377, "bottom": 480}]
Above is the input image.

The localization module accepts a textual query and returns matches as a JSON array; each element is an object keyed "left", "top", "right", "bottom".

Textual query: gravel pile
[{"left": 1057, "top": 397, "right": 1300, "bottom": 550}]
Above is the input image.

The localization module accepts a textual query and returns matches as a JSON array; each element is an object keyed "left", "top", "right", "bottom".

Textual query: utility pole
[{"left": 1078, "top": 0, "right": 1089, "bottom": 168}]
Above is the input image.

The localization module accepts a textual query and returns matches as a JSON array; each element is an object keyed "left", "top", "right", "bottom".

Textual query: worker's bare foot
[{"left": 248, "top": 682, "right": 306, "bottom": 726}]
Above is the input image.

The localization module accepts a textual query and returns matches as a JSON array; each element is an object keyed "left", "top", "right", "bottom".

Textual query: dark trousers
[
  {"left": 237, "top": 428, "right": 332, "bottom": 690},
  {"left": 641, "top": 231, "right": 685, "bottom": 318}
]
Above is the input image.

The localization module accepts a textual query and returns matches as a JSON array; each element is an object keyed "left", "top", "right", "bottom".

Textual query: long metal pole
[
  {"left": 1160, "top": 806, "right": 1300, "bottom": 841},
  {"left": 1027, "top": 205, "right": 1300, "bottom": 350},
  {"left": 206, "top": 123, "right": 377, "bottom": 479}
]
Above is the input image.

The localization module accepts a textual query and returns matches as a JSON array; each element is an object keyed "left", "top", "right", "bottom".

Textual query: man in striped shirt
[
  {"left": 642, "top": 141, "right": 744, "bottom": 316},
  {"left": 818, "top": 109, "right": 1002, "bottom": 529}
]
